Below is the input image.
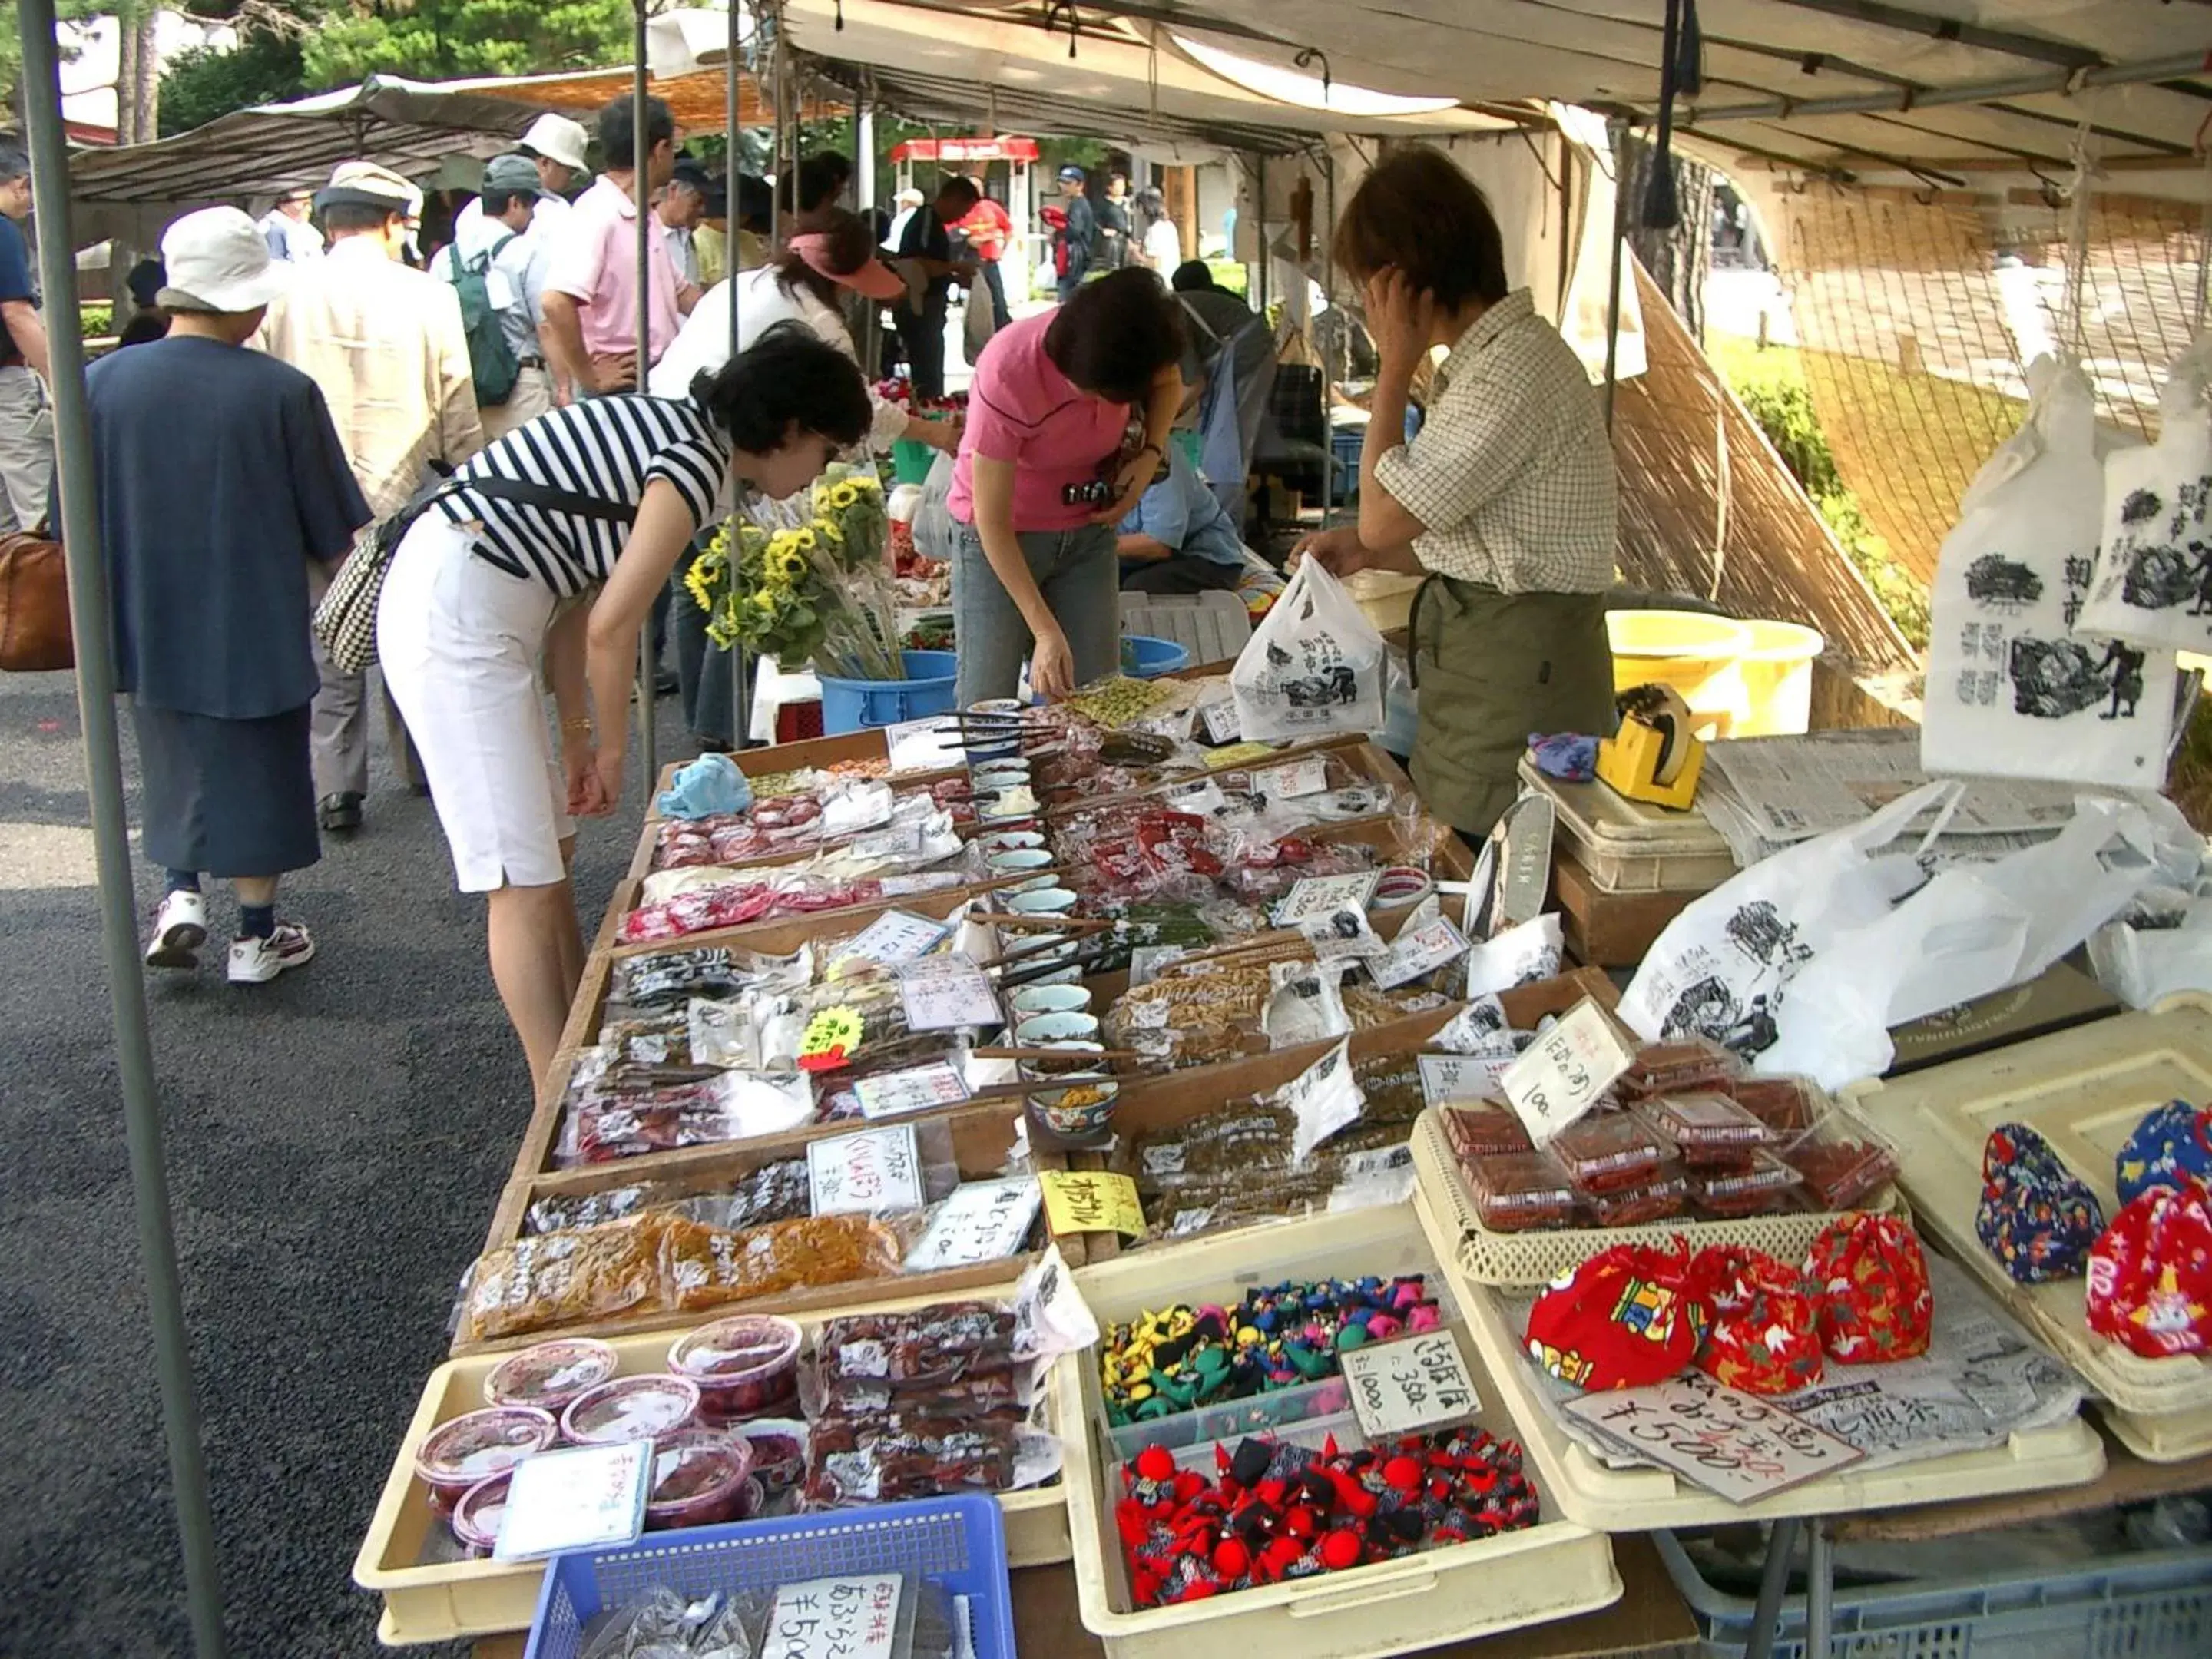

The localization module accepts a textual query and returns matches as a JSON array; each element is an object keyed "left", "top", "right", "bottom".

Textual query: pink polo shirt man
[
  {"left": 544, "top": 173, "right": 684, "bottom": 365},
  {"left": 949, "top": 312, "right": 1130, "bottom": 530}
]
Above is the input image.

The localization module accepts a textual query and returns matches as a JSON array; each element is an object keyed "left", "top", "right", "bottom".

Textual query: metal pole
[
  {"left": 632, "top": 2, "right": 657, "bottom": 799},
  {"left": 16, "top": 5, "right": 227, "bottom": 1654},
  {"left": 1320, "top": 151, "right": 1339, "bottom": 528},
  {"left": 1253, "top": 152, "right": 1268, "bottom": 313},
  {"left": 1601, "top": 137, "right": 1628, "bottom": 432},
  {"left": 1806, "top": 1518, "right": 1834, "bottom": 1659},
  {"left": 727, "top": 0, "right": 751, "bottom": 751},
  {"left": 1744, "top": 1515, "right": 1802, "bottom": 1659}
]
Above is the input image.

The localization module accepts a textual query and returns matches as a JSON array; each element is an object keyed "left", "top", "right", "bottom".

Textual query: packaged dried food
[
  {"left": 658, "top": 1213, "right": 902, "bottom": 1313},
  {"left": 1730, "top": 1075, "right": 1829, "bottom": 1135},
  {"left": 1131, "top": 1101, "right": 1299, "bottom": 1190},
  {"left": 667, "top": 1314, "right": 804, "bottom": 1420},
  {"left": 802, "top": 1412, "right": 1023, "bottom": 1505},
  {"left": 1549, "top": 1112, "right": 1667, "bottom": 1194},
  {"left": 670, "top": 1160, "right": 812, "bottom": 1233},
  {"left": 1782, "top": 1117, "right": 1900, "bottom": 1210},
  {"left": 413, "top": 1406, "right": 557, "bottom": 1509},
  {"left": 1465, "top": 1150, "right": 1578, "bottom": 1231},
  {"left": 611, "top": 945, "right": 760, "bottom": 1008},
  {"left": 1579, "top": 1165, "right": 1689, "bottom": 1227},
  {"left": 735, "top": 1418, "right": 808, "bottom": 1492},
  {"left": 1639, "top": 1092, "right": 1771, "bottom": 1167},
  {"left": 1440, "top": 1099, "right": 1533, "bottom": 1158},
  {"left": 525, "top": 1182, "right": 673, "bottom": 1237},
  {"left": 456, "top": 1215, "right": 670, "bottom": 1346},
  {"left": 643, "top": 1427, "right": 754, "bottom": 1528},
  {"left": 811, "top": 1366, "right": 1026, "bottom": 1420},
  {"left": 482, "top": 1337, "right": 619, "bottom": 1412},
  {"left": 1618, "top": 1038, "right": 1740, "bottom": 1101},
  {"left": 621, "top": 879, "right": 776, "bottom": 944},
  {"left": 561, "top": 1373, "right": 700, "bottom": 1446},
  {"left": 816, "top": 1303, "right": 1018, "bottom": 1384},
  {"left": 1687, "top": 1152, "right": 1806, "bottom": 1218}
]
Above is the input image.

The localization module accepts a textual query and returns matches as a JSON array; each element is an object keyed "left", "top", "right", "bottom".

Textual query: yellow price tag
[
  {"left": 799, "top": 1005, "right": 865, "bottom": 1073},
  {"left": 1204, "top": 741, "right": 1279, "bottom": 770},
  {"left": 1040, "top": 1171, "right": 1146, "bottom": 1237}
]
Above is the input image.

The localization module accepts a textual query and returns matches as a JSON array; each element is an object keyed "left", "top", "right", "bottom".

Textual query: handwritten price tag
[
  {"left": 898, "top": 955, "right": 1001, "bottom": 1031},
  {"left": 882, "top": 715, "right": 962, "bottom": 774},
  {"left": 853, "top": 1059, "right": 970, "bottom": 1120},
  {"left": 904, "top": 1177, "right": 1043, "bottom": 1270},
  {"left": 1040, "top": 1170, "right": 1146, "bottom": 1237},
  {"left": 839, "top": 909, "right": 952, "bottom": 967},
  {"left": 492, "top": 1442, "right": 650, "bottom": 1562},
  {"left": 768, "top": 1574, "right": 906, "bottom": 1659},
  {"left": 807, "top": 1124, "right": 926, "bottom": 1216},
  {"left": 1339, "top": 1328, "right": 1484, "bottom": 1439},
  {"left": 1498, "top": 996, "right": 1634, "bottom": 1142},
  {"left": 1560, "top": 1374, "right": 1864, "bottom": 1505},
  {"left": 1260, "top": 755, "right": 1330, "bottom": 799},
  {"left": 1372, "top": 915, "right": 1469, "bottom": 989},
  {"left": 1272, "top": 869, "right": 1382, "bottom": 927},
  {"left": 1419, "top": 1051, "right": 1517, "bottom": 1105},
  {"left": 1198, "top": 698, "right": 1242, "bottom": 744}
]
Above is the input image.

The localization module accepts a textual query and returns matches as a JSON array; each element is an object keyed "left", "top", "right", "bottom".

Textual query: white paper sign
[
  {"left": 1273, "top": 870, "right": 1382, "bottom": 927},
  {"left": 1419, "top": 1050, "right": 1517, "bottom": 1104},
  {"left": 899, "top": 955, "right": 1002, "bottom": 1031},
  {"left": 1299, "top": 906, "right": 1389, "bottom": 962},
  {"left": 1260, "top": 755, "right": 1331, "bottom": 800},
  {"left": 849, "top": 823, "right": 923, "bottom": 863},
  {"left": 839, "top": 909, "right": 952, "bottom": 966},
  {"left": 882, "top": 714, "right": 962, "bottom": 773},
  {"left": 1560, "top": 1374, "right": 1866, "bottom": 1505},
  {"left": 768, "top": 1574, "right": 906, "bottom": 1659},
  {"left": 904, "top": 1177, "right": 1043, "bottom": 1270},
  {"left": 1373, "top": 916, "right": 1471, "bottom": 989},
  {"left": 1499, "top": 996, "right": 1635, "bottom": 1142},
  {"left": 808, "top": 1124, "right": 926, "bottom": 1215},
  {"left": 492, "top": 1442, "right": 650, "bottom": 1563},
  {"left": 1432, "top": 994, "right": 1514, "bottom": 1054},
  {"left": 1278, "top": 1037, "right": 1363, "bottom": 1163},
  {"left": 1340, "top": 1330, "right": 1483, "bottom": 1439},
  {"left": 1465, "top": 912, "right": 1563, "bottom": 998},
  {"left": 1131, "top": 707, "right": 1195, "bottom": 743},
  {"left": 853, "top": 1059, "right": 972, "bottom": 1120},
  {"left": 1127, "top": 945, "right": 1186, "bottom": 987},
  {"left": 1199, "top": 698, "right": 1242, "bottom": 744}
]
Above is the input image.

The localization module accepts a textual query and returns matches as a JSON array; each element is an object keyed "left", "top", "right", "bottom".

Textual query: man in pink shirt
[
  {"left": 946, "top": 269, "right": 1186, "bottom": 704},
  {"left": 541, "top": 94, "right": 700, "bottom": 398}
]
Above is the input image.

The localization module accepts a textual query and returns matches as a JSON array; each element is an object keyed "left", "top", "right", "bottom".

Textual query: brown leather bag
[{"left": 0, "top": 524, "right": 71, "bottom": 672}]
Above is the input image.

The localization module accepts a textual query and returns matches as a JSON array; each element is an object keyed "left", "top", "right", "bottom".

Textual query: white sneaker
[
  {"left": 144, "top": 890, "right": 207, "bottom": 969},
  {"left": 227, "top": 922, "right": 316, "bottom": 985}
]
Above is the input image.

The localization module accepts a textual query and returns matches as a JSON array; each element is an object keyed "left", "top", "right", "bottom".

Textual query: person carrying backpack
[{"left": 441, "top": 153, "right": 560, "bottom": 440}]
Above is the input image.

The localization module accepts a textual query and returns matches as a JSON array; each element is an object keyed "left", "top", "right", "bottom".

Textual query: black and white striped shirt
[{"left": 439, "top": 394, "right": 730, "bottom": 595}]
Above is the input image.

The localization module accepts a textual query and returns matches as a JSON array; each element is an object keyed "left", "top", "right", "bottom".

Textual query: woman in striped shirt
[{"left": 378, "top": 323, "right": 870, "bottom": 1082}]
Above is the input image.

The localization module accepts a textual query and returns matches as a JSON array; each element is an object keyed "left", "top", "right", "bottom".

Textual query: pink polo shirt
[
  {"left": 949, "top": 311, "right": 1131, "bottom": 531},
  {"left": 544, "top": 174, "right": 684, "bottom": 364}
]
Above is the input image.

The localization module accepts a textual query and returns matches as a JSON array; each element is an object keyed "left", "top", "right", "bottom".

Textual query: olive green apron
[{"left": 1408, "top": 575, "right": 1614, "bottom": 837}]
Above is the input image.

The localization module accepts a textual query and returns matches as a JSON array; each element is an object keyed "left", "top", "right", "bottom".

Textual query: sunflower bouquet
[{"left": 686, "top": 462, "right": 906, "bottom": 680}]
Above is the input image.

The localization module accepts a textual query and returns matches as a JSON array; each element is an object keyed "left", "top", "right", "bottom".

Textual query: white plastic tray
[
  {"left": 1845, "top": 995, "right": 2212, "bottom": 1432},
  {"left": 1058, "top": 1204, "right": 1620, "bottom": 1659},
  {"left": 1419, "top": 1183, "right": 2108, "bottom": 1531},
  {"left": 1515, "top": 755, "right": 1737, "bottom": 894},
  {"left": 355, "top": 1281, "right": 1069, "bottom": 1646}
]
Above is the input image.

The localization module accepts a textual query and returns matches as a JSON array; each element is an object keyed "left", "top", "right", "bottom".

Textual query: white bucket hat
[
  {"left": 157, "top": 206, "right": 290, "bottom": 313},
  {"left": 519, "top": 113, "right": 591, "bottom": 174}
]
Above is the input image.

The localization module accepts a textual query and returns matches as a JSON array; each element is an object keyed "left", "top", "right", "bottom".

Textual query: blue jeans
[{"left": 950, "top": 520, "right": 1120, "bottom": 705}]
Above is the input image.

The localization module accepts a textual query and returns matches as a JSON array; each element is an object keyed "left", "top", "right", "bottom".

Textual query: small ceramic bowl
[
  {"left": 987, "top": 849, "right": 1056, "bottom": 892},
  {"left": 1031, "top": 1075, "right": 1120, "bottom": 1138},
  {"left": 1007, "top": 886, "right": 1079, "bottom": 918},
  {"left": 977, "top": 830, "right": 1046, "bottom": 857},
  {"left": 1018, "top": 1038, "right": 1104, "bottom": 1080},
  {"left": 1015, "top": 1010, "right": 1101, "bottom": 1045},
  {"left": 1009, "top": 984, "right": 1091, "bottom": 1019},
  {"left": 1007, "top": 932, "right": 1081, "bottom": 985}
]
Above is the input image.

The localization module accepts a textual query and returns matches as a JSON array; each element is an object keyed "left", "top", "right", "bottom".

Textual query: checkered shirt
[{"left": 1373, "top": 289, "right": 1618, "bottom": 594}]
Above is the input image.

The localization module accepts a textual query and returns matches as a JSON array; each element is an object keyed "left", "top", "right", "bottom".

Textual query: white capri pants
[{"left": 377, "top": 515, "right": 573, "bottom": 892}]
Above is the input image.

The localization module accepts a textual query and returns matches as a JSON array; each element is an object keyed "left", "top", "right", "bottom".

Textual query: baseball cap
[
  {"left": 316, "top": 160, "right": 423, "bottom": 219},
  {"left": 788, "top": 230, "right": 906, "bottom": 303},
  {"left": 1058, "top": 164, "right": 1088, "bottom": 183},
  {"left": 480, "top": 153, "right": 553, "bottom": 199},
  {"left": 894, "top": 187, "right": 924, "bottom": 208},
  {"left": 518, "top": 112, "right": 590, "bottom": 174},
  {"left": 157, "top": 207, "right": 290, "bottom": 314}
]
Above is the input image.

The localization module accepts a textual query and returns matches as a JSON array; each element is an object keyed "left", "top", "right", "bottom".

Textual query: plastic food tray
[
  {"left": 1515, "top": 756, "right": 1738, "bottom": 894},
  {"left": 1844, "top": 995, "right": 2212, "bottom": 1438},
  {"left": 1409, "top": 1108, "right": 1906, "bottom": 1286},
  {"left": 525, "top": 1495, "right": 1016, "bottom": 1659},
  {"left": 2099, "top": 1399, "right": 2212, "bottom": 1465},
  {"left": 1652, "top": 1528, "right": 2212, "bottom": 1659},
  {"left": 1421, "top": 1183, "right": 2107, "bottom": 1532},
  {"left": 356, "top": 1285, "right": 1070, "bottom": 1647},
  {"left": 1058, "top": 1204, "right": 1620, "bottom": 1659}
]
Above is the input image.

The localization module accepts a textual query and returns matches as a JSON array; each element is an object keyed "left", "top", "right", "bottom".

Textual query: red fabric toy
[
  {"left": 2087, "top": 1184, "right": 2212, "bottom": 1359},
  {"left": 1803, "top": 1214, "right": 1931, "bottom": 1364},
  {"left": 1523, "top": 1240, "right": 1710, "bottom": 1390},
  {"left": 1690, "top": 1246, "right": 1823, "bottom": 1395}
]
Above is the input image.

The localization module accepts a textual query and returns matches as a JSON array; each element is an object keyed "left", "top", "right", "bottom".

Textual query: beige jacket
[{"left": 257, "top": 236, "right": 483, "bottom": 518}]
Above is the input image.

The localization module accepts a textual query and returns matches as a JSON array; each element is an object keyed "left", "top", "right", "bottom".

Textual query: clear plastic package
[
  {"left": 1686, "top": 1151, "right": 1806, "bottom": 1217},
  {"left": 561, "top": 1373, "right": 700, "bottom": 1446},
  {"left": 1780, "top": 1116, "right": 1900, "bottom": 1210},
  {"left": 1578, "top": 1164, "right": 1689, "bottom": 1227},
  {"left": 667, "top": 1314, "right": 805, "bottom": 1420},
  {"left": 643, "top": 1427, "right": 755, "bottom": 1529},
  {"left": 1439, "top": 1099, "right": 1533, "bottom": 1158},
  {"left": 1465, "top": 1149, "right": 1578, "bottom": 1231},
  {"left": 1549, "top": 1112, "right": 1667, "bottom": 1194},
  {"left": 1638, "top": 1091, "right": 1771, "bottom": 1167},
  {"left": 449, "top": 1471, "right": 511, "bottom": 1556},
  {"left": 1730, "top": 1075, "right": 1831, "bottom": 1135},
  {"left": 1618, "top": 1037, "right": 1741, "bottom": 1101},
  {"left": 482, "top": 1337, "right": 619, "bottom": 1413},
  {"left": 816, "top": 1303, "right": 1018, "bottom": 1385},
  {"left": 412, "top": 1406, "right": 557, "bottom": 1510}
]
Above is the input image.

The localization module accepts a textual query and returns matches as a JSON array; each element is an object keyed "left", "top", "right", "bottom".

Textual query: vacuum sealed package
[
  {"left": 1230, "top": 557, "right": 1388, "bottom": 741},
  {"left": 555, "top": 1068, "right": 816, "bottom": 1167}
]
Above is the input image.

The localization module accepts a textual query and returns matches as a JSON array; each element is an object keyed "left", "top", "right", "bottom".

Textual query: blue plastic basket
[
  {"left": 816, "top": 649, "right": 960, "bottom": 733},
  {"left": 1119, "top": 634, "right": 1190, "bottom": 678},
  {"left": 523, "top": 1495, "right": 1015, "bottom": 1659}
]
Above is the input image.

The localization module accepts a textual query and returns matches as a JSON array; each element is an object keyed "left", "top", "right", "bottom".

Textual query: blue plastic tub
[
  {"left": 817, "top": 649, "right": 959, "bottom": 733},
  {"left": 524, "top": 1495, "right": 1015, "bottom": 1659},
  {"left": 1120, "top": 634, "right": 1190, "bottom": 678}
]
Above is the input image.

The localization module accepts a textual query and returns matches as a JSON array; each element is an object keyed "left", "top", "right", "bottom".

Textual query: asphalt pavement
[{"left": 0, "top": 664, "right": 685, "bottom": 1656}]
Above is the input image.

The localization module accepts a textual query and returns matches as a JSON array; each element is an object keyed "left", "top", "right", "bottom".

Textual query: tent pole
[
  {"left": 1601, "top": 139, "right": 1627, "bottom": 432},
  {"left": 1253, "top": 152, "right": 1267, "bottom": 313},
  {"left": 1321, "top": 149, "right": 1338, "bottom": 529},
  {"left": 632, "top": 2, "right": 657, "bottom": 799},
  {"left": 727, "top": 0, "right": 751, "bottom": 752},
  {"left": 16, "top": 5, "right": 228, "bottom": 1654}
]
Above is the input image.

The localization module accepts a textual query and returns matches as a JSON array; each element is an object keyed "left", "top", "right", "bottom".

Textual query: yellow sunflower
[{"left": 773, "top": 548, "right": 807, "bottom": 582}]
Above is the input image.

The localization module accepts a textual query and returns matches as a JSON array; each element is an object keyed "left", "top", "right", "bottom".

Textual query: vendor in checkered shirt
[{"left": 1296, "top": 147, "right": 1616, "bottom": 839}]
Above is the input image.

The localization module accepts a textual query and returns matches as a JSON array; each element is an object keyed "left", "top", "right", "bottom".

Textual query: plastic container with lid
[
  {"left": 644, "top": 1427, "right": 756, "bottom": 1531},
  {"left": 559, "top": 1373, "right": 700, "bottom": 1447},
  {"left": 1579, "top": 1166, "right": 1688, "bottom": 1228},
  {"left": 1618, "top": 1038, "right": 1741, "bottom": 1101},
  {"left": 413, "top": 1406, "right": 558, "bottom": 1511},
  {"left": 1780, "top": 1117, "right": 1900, "bottom": 1211},
  {"left": 1686, "top": 1152, "right": 1805, "bottom": 1218},
  {"left": 1440, "top": 1101, "right": 1532, "bottom": 1160},
  {"left": 450, "top": 1472, "right": 512, "bottom": 1558},
  {"left": 1465, "top": 1150, "right": 1578, "bottom": 1232},
  {"left": 1638, "top": 1093, "right": 1770, "bottom": 1167},
  {"left": 667, "top": 1316, "right": 804, "bottom": 1422},
  {"left": 1549, "top": 1113, "right": 1667, "bottom": 1195},
  {"left": 1730, "top": 1075, "right": 1829, "bottom": 1136},
  {"left": 480, "top": 1338, "right": 618, "bottom": 1415},
  {"left": 733, "top": 1417, "right": 809, "bottom": 1493}
]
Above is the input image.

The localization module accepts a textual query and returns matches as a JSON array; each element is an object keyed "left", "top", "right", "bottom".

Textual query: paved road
[{"left": 0, "top": 664, "right": 685, "bottom": 1656}]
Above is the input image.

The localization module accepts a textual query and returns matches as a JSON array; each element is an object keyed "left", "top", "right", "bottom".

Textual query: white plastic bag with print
[
  {"left": 1230, "top": 556, "right": 1389, "bottom": 741},
  {"left": 1618, "top": 782, "right": 1951, "bottom": 1078},
  {"left": 1923, "top": 356, "right": 2174, "bottom": 786},
  {"left": 2078, "top": 333, "right": 2212, "bottom": 652},
  {"left": 910, "top": 452, "right": 959, "bottom": 566}
]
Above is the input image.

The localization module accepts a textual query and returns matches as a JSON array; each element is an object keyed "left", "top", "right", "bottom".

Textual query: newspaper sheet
[{"left": 1506, "top": 1253, "right": 2085, "bottom": 1477}]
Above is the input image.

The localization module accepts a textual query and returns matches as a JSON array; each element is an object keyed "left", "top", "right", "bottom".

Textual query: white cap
[
  {"left": 895, "top": 187, "right": 924, "bottom": 207},
  {"left": 519, "top": 113, "right": 590, "bottom": 174},
  {"left": 158, "top": 206, "right": 290, "bottom": 313}
]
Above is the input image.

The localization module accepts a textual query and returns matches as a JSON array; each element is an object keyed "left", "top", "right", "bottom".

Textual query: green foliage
[
  {"left": 80, "top": 299, "right": 111, "bottom": 336},
  {"left": 1711, "top": 335, "right": 1932, "bottom": 650},
  {"left": 301, "top": 0, "right": 633, "bottom": 86},
  {"left": 158, "top": 30, "right": 306, "bottom": 136},
  {"left": 0, "top": 0, "right": 104, "bottom": 116}
]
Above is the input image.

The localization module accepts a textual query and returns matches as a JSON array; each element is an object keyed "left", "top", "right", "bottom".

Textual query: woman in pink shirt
[{"left": 947, "top": 270, "right": 1186, "bottom": 701}]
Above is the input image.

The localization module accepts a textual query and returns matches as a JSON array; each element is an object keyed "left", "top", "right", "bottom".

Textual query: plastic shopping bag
[
  {"left": 963, "top": 286, "right": 998, "bottom": 362},
  {"left": 2089, "top": 882, "right": 2212, "bottom": 1009},
  {"left": 1923, "top": 356, "right": 2174, "bottom": 786},
  {"left": 2078, "top": 333, "right": 2212, "bottom": 652},
  {"left": 910, "top": 452, "right": 958, "bottom": 566},
  {"left": 1230, "top": 557, "right": 1388, "bottom": 742}
]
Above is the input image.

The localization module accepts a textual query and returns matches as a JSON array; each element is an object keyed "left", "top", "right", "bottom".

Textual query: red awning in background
[{"left": 888, "top": 135, "right": 1040, "bottom": 164}]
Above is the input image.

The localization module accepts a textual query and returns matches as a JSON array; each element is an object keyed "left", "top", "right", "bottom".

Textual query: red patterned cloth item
[
  {"left": 1803, "top": 1213, "right": 1931, "bottom": 1364},
  {"left": 2086, "top": 1184, "right": 2212, "bottom": 1359},
  {"left": 1689, "top": 1246, "right": 1823, "bottom": 1395},
  {"left": 1524, "top": 1241, "right": 1712, "bottom": 1391}
]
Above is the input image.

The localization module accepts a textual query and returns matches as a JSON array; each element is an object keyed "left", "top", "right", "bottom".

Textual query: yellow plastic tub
[
  {"left": 1737, "top": 619, "right": 1825, "bottom": 736},
  {"left": 1606, "top": 610, "right": 1752, "bottom": 739}
]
